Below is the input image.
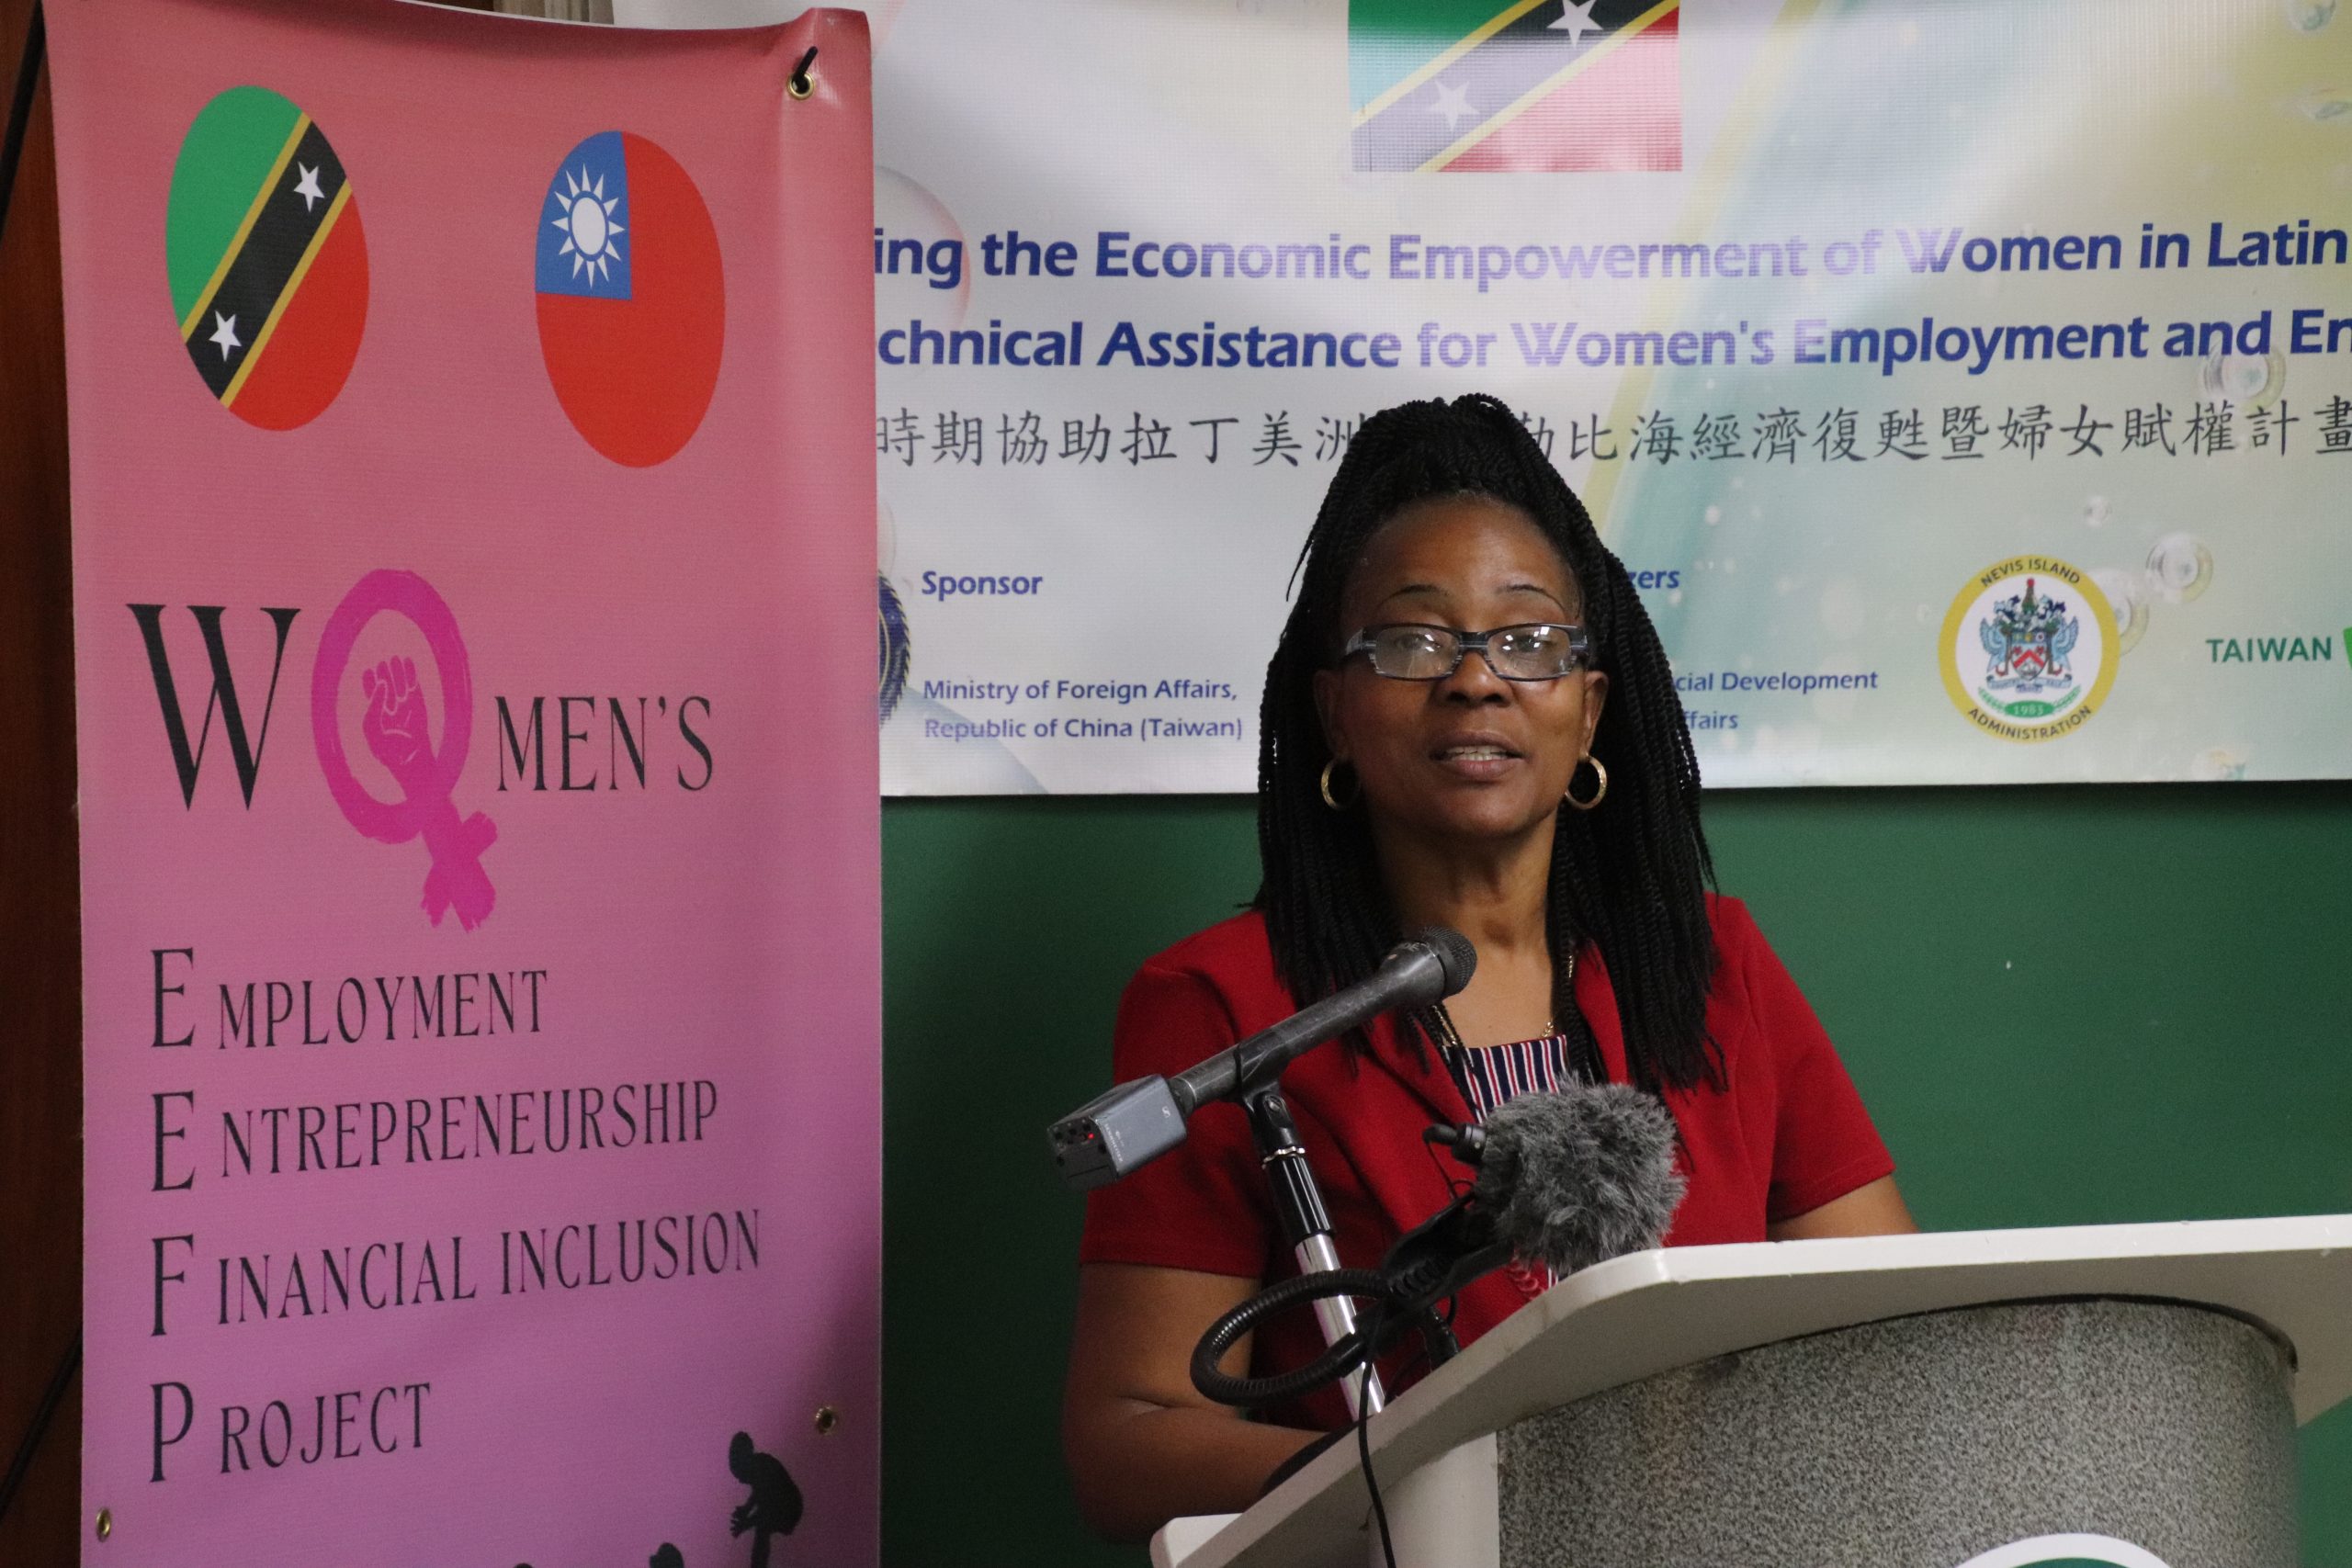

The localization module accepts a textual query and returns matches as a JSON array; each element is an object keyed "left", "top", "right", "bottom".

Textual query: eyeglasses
[{"left": 1340, "top": 622, "right": 1593, "bottom": 682}]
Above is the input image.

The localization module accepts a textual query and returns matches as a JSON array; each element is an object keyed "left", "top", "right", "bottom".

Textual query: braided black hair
[{"left": 1255, "top": 393, "right": 1723, "bottom": 1093}]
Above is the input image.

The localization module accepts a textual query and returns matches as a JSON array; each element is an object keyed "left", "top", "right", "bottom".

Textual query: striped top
[{"left": 1440, "top": 1031, "right": 1585, "bottom": 1122}]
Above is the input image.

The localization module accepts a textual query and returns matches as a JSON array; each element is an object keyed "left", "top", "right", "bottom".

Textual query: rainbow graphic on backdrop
[
  {"left": 1350, "top": 0, "right": 1682, "bottom": 173},
  {"left": 165, "top": 85, "right": 368, "bottom": 430}
]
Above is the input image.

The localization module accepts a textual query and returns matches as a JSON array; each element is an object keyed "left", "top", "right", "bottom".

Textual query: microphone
[
  {"left": 1471, "top": 1082, "right": 1686, "bottom": 1274},
  {"left": 1385, "top": 1082, "right": 1685, "bottom": 1308},
  {"left": 1048, "top": 927, "right": 1477, "bottom": 1192},
  {"left": 1188, "top": 1079, "right": 1687, "bottom": 1413}
]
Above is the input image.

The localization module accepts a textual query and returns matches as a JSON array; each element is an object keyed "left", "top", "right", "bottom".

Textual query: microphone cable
[
  {"left": 1354, "top": 1291, "right": 1398, "bottom": 1568},
  {"left": 1188, "top": 1268, "right": 1454, "bottom": 1410},
  {"left": 1193, "top": 1267, "right": 1454, "bottom": 1568}
]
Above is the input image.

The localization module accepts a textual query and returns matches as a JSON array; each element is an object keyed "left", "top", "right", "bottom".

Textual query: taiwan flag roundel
[
  {"left": 165, "top": 86, "right": 368, "bottom": 430},
  {"left": 535, "top": 130, "right": 725, "bottom": 468}
]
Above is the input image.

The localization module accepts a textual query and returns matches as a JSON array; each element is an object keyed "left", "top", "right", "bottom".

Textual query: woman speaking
[{"left": 1062, "top": 395, "right": 1914, "bottom": 1542}]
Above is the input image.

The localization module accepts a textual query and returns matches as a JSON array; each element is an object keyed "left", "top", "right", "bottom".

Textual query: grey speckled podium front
[{"left": 1497, "top": 1299, "right": 2296, "bottom": 1568}]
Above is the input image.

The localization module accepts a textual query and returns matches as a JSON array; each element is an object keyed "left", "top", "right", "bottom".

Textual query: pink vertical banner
[{"left": 46, "top": 0, "right": 879, "bottom": 1562}]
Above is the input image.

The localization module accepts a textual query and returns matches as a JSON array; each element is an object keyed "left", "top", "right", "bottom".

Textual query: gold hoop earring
[
  {"left": 1318, "top": 758, "right": 1359, "bottom": 811},
  {"left": 1565, "top": 754, "right": 1608, "bottom": 811}
]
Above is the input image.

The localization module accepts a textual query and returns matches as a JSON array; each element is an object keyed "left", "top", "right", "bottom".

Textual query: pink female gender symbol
[{"left": 310, "top": 570, "right": 497, "bottom": 930}]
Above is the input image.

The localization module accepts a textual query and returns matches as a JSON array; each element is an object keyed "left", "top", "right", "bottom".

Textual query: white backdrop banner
[{"left": 624, "top": 0, "right": 2352, "bottom": 795}]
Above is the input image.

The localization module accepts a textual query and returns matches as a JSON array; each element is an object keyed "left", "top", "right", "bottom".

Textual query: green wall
[{"left": 880, "top": 784, "right": 2352, "bottom": 1566}]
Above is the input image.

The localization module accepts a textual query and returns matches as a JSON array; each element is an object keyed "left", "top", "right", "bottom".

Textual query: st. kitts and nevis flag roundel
[
  {"left": 535, "top": 130, "right": 725, "bottom": 468},
  {"left": 1351, "top": 0, "right": 1681, "bottom": 173},
  {"left": 165, "top": 86, "right": 368, "bottom": 430}
]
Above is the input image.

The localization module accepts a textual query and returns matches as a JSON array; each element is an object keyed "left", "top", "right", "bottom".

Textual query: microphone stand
[{"left": 1239, "top": 1078, "right": 1385, "bottom": 1419}]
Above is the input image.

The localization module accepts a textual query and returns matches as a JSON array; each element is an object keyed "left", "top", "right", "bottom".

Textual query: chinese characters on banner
[{"left": 628, "top": 0, "right": 2352, "bottom": 793}]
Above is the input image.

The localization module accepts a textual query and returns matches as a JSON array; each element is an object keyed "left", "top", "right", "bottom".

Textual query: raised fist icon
[{"left": 360, "top": 655, "right": 435, "bottom": 791}]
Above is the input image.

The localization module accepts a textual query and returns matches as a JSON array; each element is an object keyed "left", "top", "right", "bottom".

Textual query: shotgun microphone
[
  {"left": 1047, "top": 927, "right": 1476, "bottom": 1192},
  {"left": 1387, "top": 1081, "right": 1687, "bottom": 1311},
  {"left": 1188, "top": 1078, "right": 1687, "bottom": 1412}
]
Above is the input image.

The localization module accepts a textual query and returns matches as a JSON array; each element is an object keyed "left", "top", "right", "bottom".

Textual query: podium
[{"left": 1153, "top": 1215, "right": 2352, "bottom": 1568}]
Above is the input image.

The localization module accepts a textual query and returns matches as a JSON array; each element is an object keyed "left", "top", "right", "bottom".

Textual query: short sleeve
[
  {"left": 1722, "top": 903, "right": 1897, "bottom": 1224},
  {"left": 1076, "top": 960, "right": 1273, "bottom": 1279}
]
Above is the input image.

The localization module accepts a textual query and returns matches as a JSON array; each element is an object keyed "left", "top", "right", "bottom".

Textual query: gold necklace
[
  {"left": 1540, "top": 949, "right": 1579, "bottom": 1034},
  {"left": 1442, "top": 950, "right": 1577, "bottom": 1043}
]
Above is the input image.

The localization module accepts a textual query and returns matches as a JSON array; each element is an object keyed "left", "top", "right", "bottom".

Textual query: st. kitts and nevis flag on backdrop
[
  {"left": 1351, "top": 0, "right": 1681, "bottom": 172},
  {"left": 165, "top": 85, "right": 368, "bottom": 430}
]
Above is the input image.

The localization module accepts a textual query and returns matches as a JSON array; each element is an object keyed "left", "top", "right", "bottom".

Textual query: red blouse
[{"left": 1077, "top": 895, "right": 1894, "bottom": 1430}]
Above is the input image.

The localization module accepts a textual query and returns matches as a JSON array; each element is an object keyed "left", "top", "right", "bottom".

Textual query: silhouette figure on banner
[
  {"left": 511, "top": 1427, "right": 804, "bottom": 1568},
  {"left": 729, "top": 1430, "right": 803, "bottom": 1567}
]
